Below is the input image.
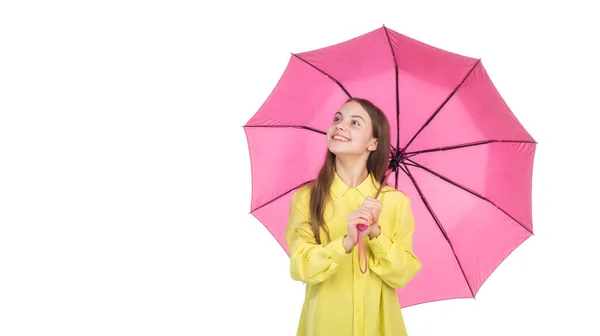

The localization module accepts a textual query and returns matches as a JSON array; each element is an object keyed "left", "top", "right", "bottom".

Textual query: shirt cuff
[
  {"left": 326, "top": 236, "right": 351, "bottom": 264},
  {"left": 368, "top": 230, "right": 393, "bottom": 260}
]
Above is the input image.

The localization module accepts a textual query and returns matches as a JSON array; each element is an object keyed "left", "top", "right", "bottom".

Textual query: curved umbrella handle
[{"left": 355, "top": 168, "right": 393, "bottom": 275}]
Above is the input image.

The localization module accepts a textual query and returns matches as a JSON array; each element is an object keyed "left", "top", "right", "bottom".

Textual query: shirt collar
[{"left": 331, "top": 170, "right": 381, "bottom": 198}]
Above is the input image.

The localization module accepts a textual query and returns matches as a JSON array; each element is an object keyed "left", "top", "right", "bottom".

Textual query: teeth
[{"left": 333, "top": 135, "right": 349, "bottom": 142}]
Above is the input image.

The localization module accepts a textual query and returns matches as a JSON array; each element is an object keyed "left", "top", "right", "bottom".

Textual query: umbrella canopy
[{"left": 244, "top": 25, "right": 536, "bottom": 307}]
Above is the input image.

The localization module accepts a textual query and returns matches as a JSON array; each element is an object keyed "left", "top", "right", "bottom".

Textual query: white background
[{"left": 1, "top": 0, "right": 599, "bottom": 335}]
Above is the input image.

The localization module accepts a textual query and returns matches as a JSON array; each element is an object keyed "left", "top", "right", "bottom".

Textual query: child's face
[{"left": 326, "top": 101, "right": 377, "bottom": 156}]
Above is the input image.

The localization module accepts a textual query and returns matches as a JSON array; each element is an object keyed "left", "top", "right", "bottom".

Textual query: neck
[{"left": 334, "top": 155, "right": 369, "bottom": 188}]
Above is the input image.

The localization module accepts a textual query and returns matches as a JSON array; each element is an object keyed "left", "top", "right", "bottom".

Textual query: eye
[
  {"left": 333, "top": 116, "right": 340, "bottom": 122},
  {"left": 352, "top": 120, "right": 360, "bottom": 126}
]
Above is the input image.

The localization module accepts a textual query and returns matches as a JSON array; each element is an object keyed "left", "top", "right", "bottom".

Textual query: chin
[{"left": 328, "top": 143, "right": 355, "bottom": 155}]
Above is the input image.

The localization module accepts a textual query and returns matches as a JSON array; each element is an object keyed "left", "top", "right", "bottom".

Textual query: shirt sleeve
[
  {"left": 367, "top": 194, "right": 422, "bottom": 289},
  {"left": 285, "top": 188, "right": 351, "bottom": 285}
]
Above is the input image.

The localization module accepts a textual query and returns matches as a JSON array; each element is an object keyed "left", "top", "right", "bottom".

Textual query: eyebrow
[{"left": 335, "top": 111, "right": 366, "bottom": 122}]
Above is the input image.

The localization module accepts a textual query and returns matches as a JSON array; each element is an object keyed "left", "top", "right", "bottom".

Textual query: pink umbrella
[{"left": 243, "top": 25, "right": 536, "bottom": 307}]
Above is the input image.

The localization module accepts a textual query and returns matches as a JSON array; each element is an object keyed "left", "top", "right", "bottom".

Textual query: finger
[
  {"left": 355, "top": 212, "right": 370, "bottom": 223},
  {"left": 365, "top": 198, "right": 380, "bottom": 207},
  {"left": 358, "top": 215, "right": 371, "bottom": 223},
  {"left": 366, "top": 203, "right": 380, "bottom": 213},
  {"left": 372, "top": 207, "right": 380, "bottom": 216},
  {"left": 361, "top": 207, "right": 374, "bottom": 217},
  {"left": 367, "top": 204, "right": 380, "bottom": 215},
  {"left": 368, "top": 198, "right": 381, "bottom": 207},
  {"left": 363, "top": 197, "right": 374, "bottom": 204},
  {"left": 363, "top": 199, "right": 377, "bottom": 205},
  {"left": 366, "top": 210, "right": 376, "bottom": 222},
  {"left": 363, "top": 199, "right": 375, "bottom": 207},
  {"left": 353, "top": 211, "right": 370, "bottom": 221},
  {"left": 362, "top": 203, "right": 375, "bottom": 211},
  {"left": 361, "top": 209, "right": 374, "bottom": 223},
  {"left": 360, "top": 214, "right": 372, "bottom": 225}
]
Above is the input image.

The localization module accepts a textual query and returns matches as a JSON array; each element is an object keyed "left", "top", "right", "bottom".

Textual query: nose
[{"left": 336, "top": 123, "right": 346, "bottom": 131}]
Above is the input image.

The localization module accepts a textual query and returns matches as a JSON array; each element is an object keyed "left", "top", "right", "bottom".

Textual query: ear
[{"left": 368, "top": 139, "right": 378, "bottom": 151}]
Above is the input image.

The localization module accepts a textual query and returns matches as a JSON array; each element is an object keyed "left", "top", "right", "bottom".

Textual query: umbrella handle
[
  {"left": 357, "top": 224, "right": 368, "bottom": 274},
  {"left": 355, "top": 168, "right": 392, "bottom": 275}
]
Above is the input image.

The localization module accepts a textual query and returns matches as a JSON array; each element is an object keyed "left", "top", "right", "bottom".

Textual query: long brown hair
[{"left": 308, "top": 98, "right": 391, "bottom": 244}]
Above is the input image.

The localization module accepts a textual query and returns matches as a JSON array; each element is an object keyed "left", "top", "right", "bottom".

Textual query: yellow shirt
[{"left": 285, "top": 172, "right": 422, "bottom": 336}]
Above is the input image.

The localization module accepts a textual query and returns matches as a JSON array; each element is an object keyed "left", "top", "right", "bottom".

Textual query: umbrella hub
[{"left": 388, "top": 148, "right": 407, "bottom": 172}]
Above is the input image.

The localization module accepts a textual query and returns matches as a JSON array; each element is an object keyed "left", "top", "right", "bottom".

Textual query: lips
[{"left": 331, "top": 134, "right": 350, "bottom": 142}]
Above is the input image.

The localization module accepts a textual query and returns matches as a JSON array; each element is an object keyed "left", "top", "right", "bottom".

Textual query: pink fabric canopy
[{"left": 244, "top": 26, "right": 536, "bottom": 307}]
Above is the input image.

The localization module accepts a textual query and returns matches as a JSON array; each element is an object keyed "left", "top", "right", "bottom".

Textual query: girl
[{"left": 285, "top": 98, "right": 422, "bottom": 336}]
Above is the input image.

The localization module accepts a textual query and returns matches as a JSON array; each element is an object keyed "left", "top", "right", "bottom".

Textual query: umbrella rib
[
  {"left": 400, "top": 59, "right": 481, "bottom": 156},
  {"left": 292, "top": 54, "right": 352, "bottom": 98},
  {"left": 243, "top": 124, "right": 327, "bottom": 135},
  {"left": 392, "top": 164, "right": 409, "bottom": 189},
  {"left": 383, "top": 26, "right": 400, "bottom": 149},
  {"left": 394, "top": 163, "right": 413, "bottom": 189},
  {"left": 405, "top": 158, "right": 533, "bottom": 235},
  {"left": 405, "top": 139, "right": 537, "bottom": 157},
  {"left": 404, "top": 165, "right": 475, "bottom": 298},
  {"left": 398, "top": 163, "right": 408, "bottom": 175},
  {"left": 250, "top": 180, "right": 312, "bottom": 213}
]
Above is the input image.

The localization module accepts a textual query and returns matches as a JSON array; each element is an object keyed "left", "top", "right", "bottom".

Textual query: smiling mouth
[{"left": 331, "top": 135, "right": 350, "bottom": 142}]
